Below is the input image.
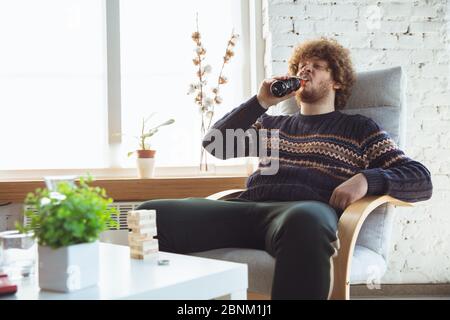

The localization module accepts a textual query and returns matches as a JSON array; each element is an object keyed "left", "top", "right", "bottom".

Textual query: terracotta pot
[
  {"left": 136, "top": 149, "right": 156, "bottom": 158},
  {"left": 136, "top": 150, "right": 156, "bottom": 178}
]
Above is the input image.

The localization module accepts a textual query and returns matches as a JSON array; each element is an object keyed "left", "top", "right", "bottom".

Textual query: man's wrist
[{"left": 256, "top": 95, "right": 270, "bottom": 110}]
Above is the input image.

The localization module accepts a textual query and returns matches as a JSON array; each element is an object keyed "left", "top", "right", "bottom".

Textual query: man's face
[{"left": 294, "top": 57, "right": 335, "bottom": 105}]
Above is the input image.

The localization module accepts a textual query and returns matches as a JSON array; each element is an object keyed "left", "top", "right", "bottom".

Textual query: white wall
[{"left": 263, "top": 0, "right": 450, "bottom": 283}]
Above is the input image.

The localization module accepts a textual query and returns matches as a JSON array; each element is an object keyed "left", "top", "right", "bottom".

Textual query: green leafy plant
[
  {"left": 16, "top": 175, "right": 118, "bottom": 249},
  {"left": 121, "top": 114, "right": 175, "bottom": 157}
]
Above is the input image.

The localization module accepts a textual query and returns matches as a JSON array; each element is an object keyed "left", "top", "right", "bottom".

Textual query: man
[{"left": 137, "top": 38, "right": 432, "bottom": 299}]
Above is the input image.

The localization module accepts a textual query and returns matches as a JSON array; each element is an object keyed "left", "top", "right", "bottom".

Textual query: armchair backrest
[{"left": 277, "top": 66, "right": 407, "bottom": 261}]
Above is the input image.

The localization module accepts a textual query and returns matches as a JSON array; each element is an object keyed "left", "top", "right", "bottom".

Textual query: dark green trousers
[{"left": 137, "top": 197, "right": 338, "bottom": 300}]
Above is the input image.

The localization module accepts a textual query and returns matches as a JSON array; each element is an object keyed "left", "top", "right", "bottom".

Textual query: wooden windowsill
[{"left": 0, "top": 176, "right": 248, "bottom": 203}]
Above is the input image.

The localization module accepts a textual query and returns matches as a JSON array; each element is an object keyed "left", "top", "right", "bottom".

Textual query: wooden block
[
  {"left": 130, "top": 240, "right": 159, "bottom": 252},
  {"left": 127, "top": 210, "right": 156, "bottom": 220},
  {"left": 130, "top": 254, "right": 157, "bottom": 260},
  {"left": 128, "top": 233, "right": 155, "bottom": 246},
  {"left": 130, "top": 252, "right": 158, "bottom": 260},
  {"left": 127, "top": 217, "right": 156, "bottom": 227},
  {"left": 129, "top": 238, "right": 156, "bottom": 247},
  {"left": 127, "top": 220, "right": 157, "bottom": 229},
  {"left": 130, "top": 247, "right": 159, "bottom": 256},
  {"left": 127, "top": 213, "right": 155, "bottom": 224},
  {"left": 129, "top": 226, "right": 157, "bottom": 236},
  {"left": 130, "top": 225, "right": 157, "bottom": 236},
  {"left": 128, "top": 232, "right": 154, "bottom": 241}
]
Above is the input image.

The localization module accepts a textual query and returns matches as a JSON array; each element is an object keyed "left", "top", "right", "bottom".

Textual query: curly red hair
[{"left": 288, "top": 37, "right": 355, "bottom": 110}]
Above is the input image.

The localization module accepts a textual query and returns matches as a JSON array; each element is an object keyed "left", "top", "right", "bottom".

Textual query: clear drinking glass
[{"left": 0, "top": 230, "right": 37, "bottom": 279}]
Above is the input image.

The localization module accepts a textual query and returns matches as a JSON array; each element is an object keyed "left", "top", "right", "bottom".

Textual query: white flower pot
[
  {"left": 38, "top": 241, "right": 99, "bottom": 292},
  {"left": 137, "top": 157, "right": 155, "bottom": 178}
]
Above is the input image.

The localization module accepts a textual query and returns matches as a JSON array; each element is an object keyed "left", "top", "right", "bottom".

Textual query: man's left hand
[{"left": 329, "top": 173, "right": 368, "bottom": 211}]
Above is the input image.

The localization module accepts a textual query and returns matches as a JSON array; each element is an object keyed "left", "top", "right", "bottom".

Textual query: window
[
  {"left": 119, "top": 0, "right": 248, "bottom": 168},
  {"left": 0, "top": 0, "right": 252, "bottom": 173},
  {"left": 0, "top": 0, "right": 107, "bottom": 170}
]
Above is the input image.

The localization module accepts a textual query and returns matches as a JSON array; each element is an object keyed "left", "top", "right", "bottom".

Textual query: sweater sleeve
[
  {"left": 359, "top": 118, "right": 433, "bottom": 203},
  {"left": 202, "top": 95, "right": 268, "bottom": 159}
]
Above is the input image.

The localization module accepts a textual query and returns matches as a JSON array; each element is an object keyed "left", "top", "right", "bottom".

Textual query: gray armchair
[{"left": 190, "top": 66, "right": 414, "bottom": 300}]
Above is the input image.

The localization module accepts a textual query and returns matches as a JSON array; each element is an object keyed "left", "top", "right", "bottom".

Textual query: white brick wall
[{"left": 263, "top": 0, "right": 450, "bottom": 284}]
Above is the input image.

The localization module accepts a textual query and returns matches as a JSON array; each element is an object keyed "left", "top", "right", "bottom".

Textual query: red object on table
[{"left": 0, "top": 273, "right": 17, "bottom": 296}]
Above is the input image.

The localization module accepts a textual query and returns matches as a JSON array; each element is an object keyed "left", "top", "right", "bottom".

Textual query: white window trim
[
  {"left": 1, "top": 1, "right": 264, "bottom": 179},
  {"left": 106, "top": 0, "right": 122, "bottom": 146},
  {"left": 249, "top": 0, "right": 265, "bottom": 94}
]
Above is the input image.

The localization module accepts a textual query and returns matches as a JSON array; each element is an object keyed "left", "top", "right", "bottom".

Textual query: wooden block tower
[{"left": 127, "top": 209, "right": 159, "bottom": 260}]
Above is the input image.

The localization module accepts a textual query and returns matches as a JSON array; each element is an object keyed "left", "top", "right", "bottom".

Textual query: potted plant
[
  {"left": 126, "top": 116, "right": 175, "bottom": 178},
  {"left": 16, "top": 175, "right": 118, "bottom": 292}
]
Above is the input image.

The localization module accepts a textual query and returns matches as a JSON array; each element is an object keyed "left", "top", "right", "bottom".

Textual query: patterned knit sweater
[{"left": 203, "top": 95, "right": 433, "bottom": 215}]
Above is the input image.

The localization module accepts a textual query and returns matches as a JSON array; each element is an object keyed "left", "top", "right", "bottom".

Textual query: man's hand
[
  {"left": 256, "top": 76, "right": 297, "bottom": 109},
  {"left": 329, "top": 173, "right": 369, "bottom": 211}
]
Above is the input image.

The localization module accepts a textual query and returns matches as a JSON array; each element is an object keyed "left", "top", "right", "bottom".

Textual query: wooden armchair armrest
[
  {"left": 330, "top": 195, "right": 414, "bottom": 300},
  {"left": 206, "top": 189, "right": 246, "bottom": 200}
]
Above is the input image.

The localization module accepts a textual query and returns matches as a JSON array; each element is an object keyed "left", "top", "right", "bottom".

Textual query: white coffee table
[{"left": 3, "top": 243, "right": 248, "bottom": 300}]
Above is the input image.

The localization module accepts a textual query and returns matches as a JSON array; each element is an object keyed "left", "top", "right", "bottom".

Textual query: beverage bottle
[{"left": 270, "top": 77, "right": 305, "bottom": 97}]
